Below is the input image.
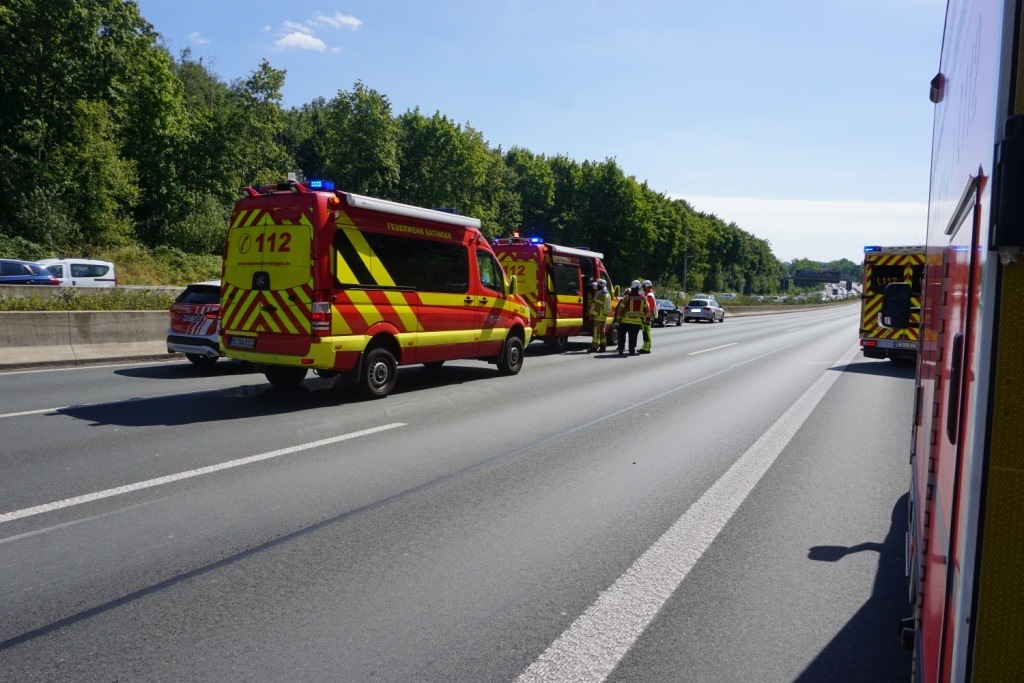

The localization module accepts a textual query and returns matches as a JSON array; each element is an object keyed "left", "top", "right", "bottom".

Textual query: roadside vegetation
[
  {"left": 0, "top": 288, "right": 177, "bottom": 312},
  {"left": 0, "top": 1, "right": 859, "bottom": 304}
]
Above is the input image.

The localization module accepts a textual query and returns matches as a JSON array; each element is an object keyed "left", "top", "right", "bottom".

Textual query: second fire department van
[
  {"left": 220, "top": 181, "right": 532, "bottom": 398},
  {"left": 858, "top": 244, "right": 925, "bottom": 361},
  {"left": 491, "top": 237, "right": 617, "bottom": 352}
]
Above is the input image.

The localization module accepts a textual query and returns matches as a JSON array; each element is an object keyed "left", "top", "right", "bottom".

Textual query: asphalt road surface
[{"left": 0, "top": 303, "right": 914, "bottom": 682}]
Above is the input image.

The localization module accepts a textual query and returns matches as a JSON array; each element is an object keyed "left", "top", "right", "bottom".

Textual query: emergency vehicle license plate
[
  {"left": 228, "top": 336, "right": 256, "bottom": 349},
  {"left": 181, "top": 314, "right": 204, "bottom": 323},
  {"left": 690, "top": 308, "right": 702, "bottom": 312},
  {"left": 894, "top": 341, "right": 916, "bottom": 349}
]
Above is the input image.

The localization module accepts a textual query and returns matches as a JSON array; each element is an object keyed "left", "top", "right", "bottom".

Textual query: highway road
[{"left": 0, "top": 303, "right": 913, "bottom": 682}]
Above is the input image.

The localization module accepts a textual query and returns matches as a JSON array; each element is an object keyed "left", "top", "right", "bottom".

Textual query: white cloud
[
  {"left": 282, "top": 20, "right": 313, "bottom": 35},
  {"left": 678, "top": 195, "right": 928, "bottom": 263},
  {"left": 188, "top": 32, "right": 210, "bottom": 44},
  {"left": 275, "top": 32, "right": 327, "bottom": 52},
  {"left": 314, "top": 12, "right": 362, "bottom": 30}
]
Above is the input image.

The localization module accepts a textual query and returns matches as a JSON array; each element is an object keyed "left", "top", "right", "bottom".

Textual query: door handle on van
[
  {"left": 479, "top": 297, "right": 488, "bottom": 304},
  {"left": 464, "top": 296, "right": 473, "bottom": 304}
]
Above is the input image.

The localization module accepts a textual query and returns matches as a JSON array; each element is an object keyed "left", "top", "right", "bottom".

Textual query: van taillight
[{"left": 311, "top": 290, "right": 331, "bottom": 336}]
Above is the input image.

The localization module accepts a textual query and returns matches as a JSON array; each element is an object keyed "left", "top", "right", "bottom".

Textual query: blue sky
[{"left": 135, "top": 0, "right": 947, "bottom": 264}]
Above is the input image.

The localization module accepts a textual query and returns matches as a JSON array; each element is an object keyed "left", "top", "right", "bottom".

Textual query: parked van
[
  {"left": 220, "top": 181, "right": 532, "bottom": 398},
  {"left": 36, "top": 258, "right": 116, "bottom": 287}
]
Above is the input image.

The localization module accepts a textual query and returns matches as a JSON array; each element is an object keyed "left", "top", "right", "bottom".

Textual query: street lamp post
[{"left": 682, "top": 254, "right": 696, "bottom": 298}]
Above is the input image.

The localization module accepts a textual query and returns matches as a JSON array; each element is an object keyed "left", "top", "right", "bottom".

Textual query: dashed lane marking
[{"left": 0, "top": 423, "right": 405, "bottom": 524}]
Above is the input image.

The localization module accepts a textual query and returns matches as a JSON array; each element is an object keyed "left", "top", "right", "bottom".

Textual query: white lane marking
[
  {"left": 0, "top": 360, "right": 175, "bottom": 376},
  {"left": 517, "top": 343, "right": 860, "bottom": 683},
  {"left": 0, "top": 407, "right": 63, "bottom": 419},
  {"left": 0, "top": 423, "right": 405, "bottom": 524},
  {"left": 785, "top": 327, "right": 803, "bottom": 332},
  {"left": 687, "top": 343, "right": 737, "bottom": 356},
  {"left": 0, "top": 388, "right": 239, "bottom": 420}
]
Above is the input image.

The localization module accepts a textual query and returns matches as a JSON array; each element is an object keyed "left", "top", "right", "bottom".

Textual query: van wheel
[
  {"left": 265, "top": 367, "right": 307, "bottom": 388},
  {"left": 497, "top": 335, "right": 524, "bottom": 375},
  {"left": 545, "top": 336, "right": 568, "bottom": 353},
  {"left": 608, "top": 322, "right": 620, "bottom": 347},
  {"left": 186, "top": 353, "right": 217, "bottom": 366},
  {"left": 361, "top": 347, "right": 398, "bottom": 398}
]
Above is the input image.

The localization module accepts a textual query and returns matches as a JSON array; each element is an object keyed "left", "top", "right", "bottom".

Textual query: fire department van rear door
[
  {"left": 552, "top": 257, "right": 583, "bottom": 335},
  {"left": 222, "top": 202, "right": 314, "bottom": 355}
]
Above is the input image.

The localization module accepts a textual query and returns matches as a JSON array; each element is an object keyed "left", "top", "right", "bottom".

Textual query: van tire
[
  {"left": 608, "top": 322, "right": 620, "bottom": 348},
  {"left": 186, "top": 353, "right": 217, "bottom": 367},
  {"left": 545, "top": 336, "right": 568, "bottom": 353},
  {"left": 360, "top": 347, "right": 398, "bottom": 398},
  {"left": 497, "top": 335, "right": 524, "bottom": 376},
  {"left": 265, "top": 367, "right": 307, "bottom": 388}
]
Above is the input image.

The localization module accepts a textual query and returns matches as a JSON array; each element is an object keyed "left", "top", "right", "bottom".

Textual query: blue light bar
[
  {"left": 530, "top": 237, "right": 544, "bottom": 244},
  {"left": 864, "top": 246, "right": 881, "bottom": 252},
  {"left": 308, "top": 179, "right": 335, "bottom": 191}
]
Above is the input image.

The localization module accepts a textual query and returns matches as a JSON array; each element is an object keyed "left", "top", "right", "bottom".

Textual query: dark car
[
  {"left": 0, "top": 258, "right": 59, "bottom": 285},
  {"left": 654, "top": 299, "right": 683, "bottom": 326}
]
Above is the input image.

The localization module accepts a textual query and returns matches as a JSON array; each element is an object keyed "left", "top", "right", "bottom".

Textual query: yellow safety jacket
[{"left": 616, "top": 291, "right": 649, "bottom": 325}]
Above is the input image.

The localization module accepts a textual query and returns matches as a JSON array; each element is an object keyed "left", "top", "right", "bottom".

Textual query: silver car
[{"left": 682, "top": 298, "right": 725, "bottom": 323}]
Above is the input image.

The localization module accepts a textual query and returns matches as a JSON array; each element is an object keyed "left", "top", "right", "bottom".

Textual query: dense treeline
[{"left": 1, "top": 0, "right": 801, "bottom": 292}]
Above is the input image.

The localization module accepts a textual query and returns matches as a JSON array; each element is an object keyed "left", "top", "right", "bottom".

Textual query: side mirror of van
[
  {"left": 507, "top": 275, "right": 517, "bottom": 297},
  {"left": 880, "top": 282, "right": 912, "bottom": 329}
]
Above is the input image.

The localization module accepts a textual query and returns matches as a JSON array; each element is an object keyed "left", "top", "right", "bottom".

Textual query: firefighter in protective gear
[
  {"left": 640, "top": 279, "right": 656, "bottom": 354},
  {"left": 615, "top": 280, "right": 650, "bottom": 356},
  {"left": 588, "top": 279, "right": 612, "bottom": 353}
]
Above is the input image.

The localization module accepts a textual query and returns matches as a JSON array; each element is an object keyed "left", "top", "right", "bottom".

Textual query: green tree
[{"left": 323, "top": 82, "right": 400, "bottom": 196}]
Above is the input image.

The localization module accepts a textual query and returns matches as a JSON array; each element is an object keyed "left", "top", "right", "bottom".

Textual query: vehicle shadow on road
[
  {"left": 796, "top": 493, "right": 912, "bottom": 681},
  {"left": 114, "top": 360, "right": 255, "bottom": 380},
  {"left": 836, "top": 359, "right": 915, "bottom": 380},
  {"left": 58, "top": 365, "right": 505, "bottom": 427}
]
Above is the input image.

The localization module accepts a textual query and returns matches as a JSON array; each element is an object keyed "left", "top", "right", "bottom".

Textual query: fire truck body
[
  {"left": 220, "top": 182, "right": 532, "bottom": 397},
  {"left": 902, "top": 0, "right": 1024, "bottom": 678},
  {"left": 859, "top": 245, "right": 925, "bottom": 361},
  {"left": 491, "top": 238, "right": 616, "bottom": 352}
]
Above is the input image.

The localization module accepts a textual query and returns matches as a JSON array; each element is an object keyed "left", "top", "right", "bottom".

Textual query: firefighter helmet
[
  {"left": 642, "top": 279, "right": 652, "bottom": 288},
  {"left": 630, "top": 280, "right": 641, "bottom": 289}
]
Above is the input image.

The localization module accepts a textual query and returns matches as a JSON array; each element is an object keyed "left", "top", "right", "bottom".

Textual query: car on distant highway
[
  {"left": 654, "top": 299, "right": 683, "bottom": 326},
  {"left": 167, "top": 280, "right": 222, "bottom": 366},
  {"left": 36, "top": 258, "right": 116, "bottom": 287},
  {"left": 683, "top": 297, "right": 725, "bottom": 323},
  {"left": 0, "top": 258, "right": 59, "bottom": 285}
]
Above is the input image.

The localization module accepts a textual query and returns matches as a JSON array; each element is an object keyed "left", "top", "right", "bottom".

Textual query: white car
[
  {"left": 683, "top": 298, "right": 725, "bottom": 323},
  {"left": 36, "top": 258, "right": 116, "bottom": 287}
]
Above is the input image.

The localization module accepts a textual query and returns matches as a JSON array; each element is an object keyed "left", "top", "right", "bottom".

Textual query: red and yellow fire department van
[
  {"left": 491, "top": 237, "right": 617, "bottom": 352},
  {"left": 858, "top": 245, "right": 924, "bottom": 361},
  {"left": 886, "top": 0, "right": 1024, "bottom": 678},
  {"left": 220, "top": 181, "right": 532, "bottom": 398}
]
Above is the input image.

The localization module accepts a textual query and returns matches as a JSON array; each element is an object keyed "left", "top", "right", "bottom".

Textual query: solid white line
[
  {"left": 687, "top": 343, "right": 737, "bottom": 356},
  {"left": 0, "top": 360, "right": 175, "bottom": 376},
  {"left": 516, "top": 343, "right": 860, "bottom": 683},
  {"left": 785, "top": 327, "right": 803, "bottom": 332},
  {"left": 0, "top": 407, "right": 63, "bottom": 419},
  {"left": 0, "top": 423, "right": 405, "bottom": 524}
]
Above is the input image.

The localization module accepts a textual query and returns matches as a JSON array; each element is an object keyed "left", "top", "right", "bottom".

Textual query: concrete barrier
[
  {"left": 0, "top": 311, "right": 170, "bottom": 368},
  {"left": 0, "top": 301, "right": 857, "bottom": 369}
]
